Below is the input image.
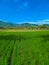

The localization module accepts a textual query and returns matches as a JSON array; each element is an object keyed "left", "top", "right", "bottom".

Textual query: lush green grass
[{"left": 0, "top": 30, "right": 49, "bottom": 65}]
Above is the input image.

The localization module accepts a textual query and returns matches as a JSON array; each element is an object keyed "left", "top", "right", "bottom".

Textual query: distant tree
[
  {"left": 0, "top": 27, "right": 5, "bottom": 29},
  {"left": 38, "top": 25, "right": 47, "bottom": 29}
]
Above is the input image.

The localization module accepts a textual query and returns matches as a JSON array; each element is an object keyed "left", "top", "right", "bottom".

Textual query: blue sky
[{"left": 0, "top": 0, "right": 49, "bottom": 24}]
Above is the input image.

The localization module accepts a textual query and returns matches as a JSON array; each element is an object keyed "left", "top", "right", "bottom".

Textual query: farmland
[{"left": 0, "top": 30, "right": 49, "bottom": 65}]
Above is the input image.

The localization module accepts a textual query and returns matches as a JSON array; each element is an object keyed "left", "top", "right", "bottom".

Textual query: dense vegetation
[
  {"left": 0, "top": 21, "right": 49, "bottom": 30},
  {"left": 0, "top": 31, "right": 49, "bottom": 65}
]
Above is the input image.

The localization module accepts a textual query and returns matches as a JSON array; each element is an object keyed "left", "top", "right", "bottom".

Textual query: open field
[
  {"left": 0, "top": 29, "right": 35, "bottom": 32},
  {"left": 0, "top": 29, "right": 49, "bottom": 32},
  {"left": 0, "top": 30, "right": 49, "bottom": 65}
]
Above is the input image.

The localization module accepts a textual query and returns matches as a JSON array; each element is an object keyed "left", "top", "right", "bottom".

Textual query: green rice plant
[{"left": 0, "top": 30, "right": 49, "bottom": 65}]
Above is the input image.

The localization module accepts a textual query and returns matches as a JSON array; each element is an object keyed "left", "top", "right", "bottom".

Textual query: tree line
[{"left": 0, "top": 24, "right": 49, "bottom": 30}]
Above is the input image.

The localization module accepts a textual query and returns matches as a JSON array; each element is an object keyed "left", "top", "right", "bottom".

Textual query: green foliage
[
  {"left": 0, "top": 21, "right": 49, "bottom": 30},
  {"left": 0, "top": 31, "right": 49, "bottom": 65}
]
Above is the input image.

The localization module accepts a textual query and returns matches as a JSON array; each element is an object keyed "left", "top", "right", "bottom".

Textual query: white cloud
[
  {"left": 19, "top": 1, "right": 29, "bottom": 10},
  {"left": 18, "top": 20, "right": 49, "bottom": 24},
  {"left": 18, "top": 21, "right": 38, "bottom": 24},
  {"left": 36, "top": 20, "right": 49, "bottom": 24},
  {"left": 23, "top": 2, "right": 28, "bottom": 7},
  {"left": 18, "top": 21, "right": 33, "bottom": 24},
  {"left": 42, "top": 20, "right": 49, "bottom": 22}
]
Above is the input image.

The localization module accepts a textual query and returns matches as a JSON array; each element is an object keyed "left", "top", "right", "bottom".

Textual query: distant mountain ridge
[
  {"left": 0, "top": 21, "right": 49, "bottom": 29},
  {"left": 0, "top": 21, "right": 17, "bottom": 28},
  {"left": 0, "top": 21, "right": 38, "bottom": 28}
]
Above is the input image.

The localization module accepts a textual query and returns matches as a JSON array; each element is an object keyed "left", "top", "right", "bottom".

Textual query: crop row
[{"left": 0, "top": 31, "right": 49, "bottom": 65}]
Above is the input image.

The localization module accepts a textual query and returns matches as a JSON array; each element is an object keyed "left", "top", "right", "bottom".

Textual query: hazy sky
[{"left": 0, "top": 0, "right": 49, "bottom": 24}]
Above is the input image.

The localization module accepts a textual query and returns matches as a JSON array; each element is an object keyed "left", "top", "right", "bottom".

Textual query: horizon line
[{"left": 0, "top": 19, "right": 49, "bottom": 24}]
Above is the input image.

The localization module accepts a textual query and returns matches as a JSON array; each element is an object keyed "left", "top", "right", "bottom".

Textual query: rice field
[{"left": 0, "top": 30, "right": 49, "bottom": 65}]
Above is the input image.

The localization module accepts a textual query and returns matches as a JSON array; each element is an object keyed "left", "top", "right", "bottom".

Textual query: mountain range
[
  {"left": 0, "top": 21, "right": 49, "bottom": 29},
  {"left": 0, "top": 21, "right": 38, "bottom": 28}
]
